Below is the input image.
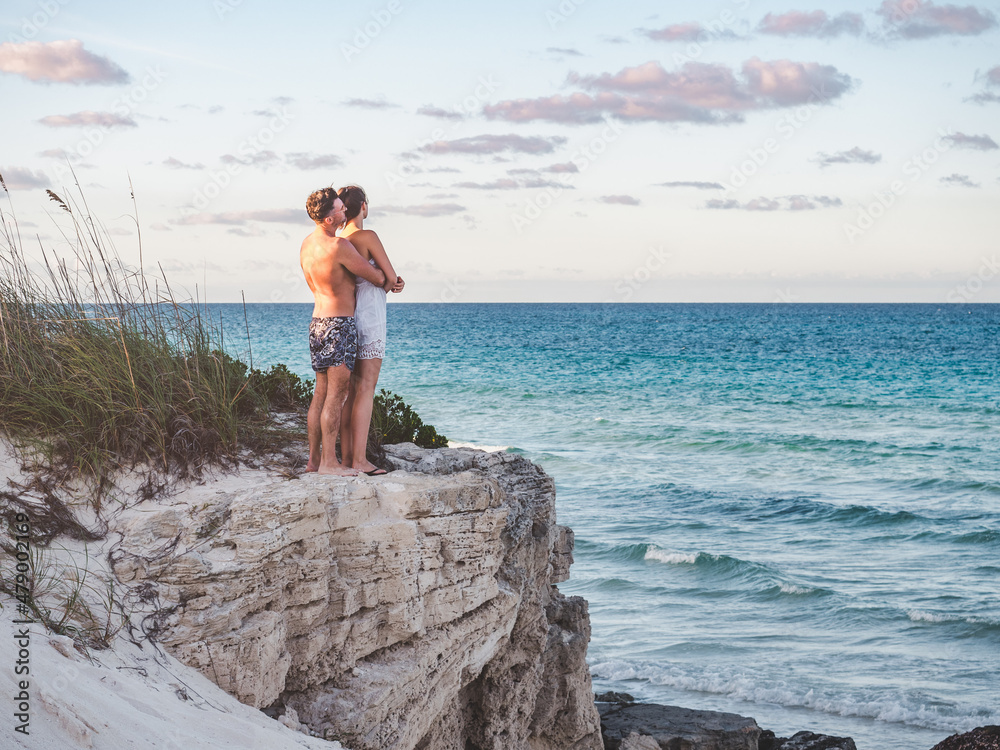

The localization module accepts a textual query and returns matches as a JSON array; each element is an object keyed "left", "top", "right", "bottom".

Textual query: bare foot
[
  {"left": 305, "top": 463, "right": 320, "bottom": 473},
  {"left": 317, "top": 464, "right": 361, "bottom": 476}
]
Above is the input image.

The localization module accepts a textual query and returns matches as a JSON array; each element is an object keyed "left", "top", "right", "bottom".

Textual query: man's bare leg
[
  {"left": 319, "top": 364, "right": 359, "bottom": 476},
  {"left": 349, "top": 357, "right": 384, "bottom": 474},
  {"left": 306, "top": 370, "right": 328, "bottom": 472}
]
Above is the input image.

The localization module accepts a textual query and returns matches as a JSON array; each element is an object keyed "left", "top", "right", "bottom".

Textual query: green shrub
[{"left": 370, "top": 389, "right": 448, "bottom": 449}]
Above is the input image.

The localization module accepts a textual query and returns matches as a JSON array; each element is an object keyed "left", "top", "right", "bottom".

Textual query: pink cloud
[
  {"left": 485, "top": 59, "right": 853, "bottom": 125},
  {"left": 0, "top": 39, "right": 128, "bottom": 84},
  {"left": 877, "top": 0, "right": 996, "bottom": 38},
  {"left": 758, "top": 10, "right": 864, "bottom": 37},
  {"left": 645, "top": 23, "right": 707, "bottom": 42},
  {"left": 742, "top": 58, "right": 854, "bottom": 106}
]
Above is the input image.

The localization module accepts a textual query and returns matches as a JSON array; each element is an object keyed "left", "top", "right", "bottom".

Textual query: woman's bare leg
[
  {"left": 350, "top": 357, "right": 383, "bottom": 473},
  {"left": 340, "top": 372, "right": 358, "bottom": 468}
]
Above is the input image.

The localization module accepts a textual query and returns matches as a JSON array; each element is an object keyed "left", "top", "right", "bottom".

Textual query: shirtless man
[{"left": 301, "top": 187, "right": 386, "bottom": 475}]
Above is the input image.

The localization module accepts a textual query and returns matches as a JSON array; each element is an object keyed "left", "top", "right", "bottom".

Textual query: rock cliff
[{"left": 110, "top": 445, "right": 603, "bottom": 750}]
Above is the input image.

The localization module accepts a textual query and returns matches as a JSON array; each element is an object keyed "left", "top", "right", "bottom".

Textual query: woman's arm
[{"left": 362, "top": 230, "right": 398, "bottom": 293}]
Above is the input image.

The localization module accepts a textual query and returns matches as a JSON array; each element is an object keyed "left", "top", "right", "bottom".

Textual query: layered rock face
[{"left": 111, "top": 445, "right": 602, "bottom": 750}]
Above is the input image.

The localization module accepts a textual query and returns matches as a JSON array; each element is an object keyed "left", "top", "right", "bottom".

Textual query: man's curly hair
[{"left": 306, "top": 187, "right": 338, "bottom": 223}]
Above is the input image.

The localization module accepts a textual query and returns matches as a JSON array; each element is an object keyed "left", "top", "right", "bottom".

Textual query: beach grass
[{"left": 0, "top": 181, "right": 304, "bottom": 508}]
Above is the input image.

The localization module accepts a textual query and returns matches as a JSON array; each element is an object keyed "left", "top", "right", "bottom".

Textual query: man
[{"left": 301, "top": 187, "right": 386, "bottom": 475}]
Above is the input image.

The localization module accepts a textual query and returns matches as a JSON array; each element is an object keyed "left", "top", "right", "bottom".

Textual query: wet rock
[
  {"left": 931, "top": 726, "right": 1000, "bottom": 750},
  {"left": 597, "top": 702, "right": 760, "bottom": 750},
  {"left": 596, "top": 691, "right": 637, "bottom": 705}
]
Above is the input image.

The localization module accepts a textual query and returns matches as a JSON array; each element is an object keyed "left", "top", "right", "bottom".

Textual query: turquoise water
[{"left": 218, "top": 303, "right": 999, "bottom": 750}]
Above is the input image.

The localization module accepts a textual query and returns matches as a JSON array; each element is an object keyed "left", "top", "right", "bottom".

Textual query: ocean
[{"left": 217, "top": 302, "right": 999, "bottom": 750}]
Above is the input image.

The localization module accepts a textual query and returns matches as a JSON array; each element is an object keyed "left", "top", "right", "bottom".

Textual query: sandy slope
[
  {"left": 1, "top": 603, "right": 344, "bottom": 749},
  {"left": 1, "top": 439, "right": 344, "bottom": 749}
]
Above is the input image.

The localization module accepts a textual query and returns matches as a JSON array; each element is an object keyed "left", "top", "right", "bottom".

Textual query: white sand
[
  {"left": 1, "top": 439, "right": 345, "bottom": 749},
  {"left": 1, "top": 603, "right": 343, "bottom": 749}
]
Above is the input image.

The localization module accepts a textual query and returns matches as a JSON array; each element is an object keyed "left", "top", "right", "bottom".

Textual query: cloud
[
  {"left": 877, "top": 0, "right": 997, "bottom": 38},
  {"left": 644, "top": 22, "right": 742, "bottom": 42},
  {"left": 220, "top": 150, "right": 281, "bottom": 167},
  {"left": 0, "top": 167, "right": 48, "bottom": 189},
  {"left": 420, "top": 134, "right": 567, "bottom": 155},
  {"left": 968, "top": 65, "right": 1000, "bottom": 103},
  {"left": 285, "top": 153, "right": 344, "bottom": 169},
  {"left": 39, "top": 111, "right": 137, "bottom": 128},
  {"left": 944, "top": 132, "right": 999, "bottom": 150},
  {"left": 379, "top": 203, "right": 466, "bottom": 218},
  {"left": 548, "top": 47, "right": 583, "bottom": 56},
  {"left": 0, "top": 39, "right": 129, "bottom": 84},
  {"left": 659, "top": 181, "right": 725, "bottom": 190},
  {"left": 706, "top": 195, "right": 842, "bottom": 210},
  {"left": 150, "top": 223, "right": 171, "bottom": 231},
  {"left": 343, "top": 97, "right": 398, "bottom": 109},
  {"left": 940, "top": 173, "right": 981, "bottom": 187},
  {"left": 758, "top": 10, "right": 865, "bottom": 37},
  {"left": 815, "top": 147, "right": 883, "bottom": 167},
  {"left": 740, "top": 58, "right": 854, "bottom": 106},
  {"left": 455, "top": 175, "right": 573, "bottom": 191},
  {"left": 544, "top": 162, "right": 579, "bottom": 173},
  {"left": 159, "top": 259, "right": 226, "bottom": 273},
  {"left": 163, "top": 157, "right": 204, "bottom": 170},
  {"left": 416, "top": 105, "right": 464, "bottom": 120},
  {"left": 227, "top": 226, "right": 268, "bottom": 237},
  {"left": 602, "top": 194, "right": 641, "bottom": 206},
  {"left": 484, "top": 58, "right": 854, "bottom": 125},
  {"left": 173, "top": 209, "right": 303, "bottom": 226},
  {"left": 454, "top": 178, "right": 520, "bottom": 190}
]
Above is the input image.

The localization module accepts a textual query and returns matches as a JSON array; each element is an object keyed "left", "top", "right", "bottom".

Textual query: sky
[{"left": 1, "top": 0, "right": 999, "bottom": 303}]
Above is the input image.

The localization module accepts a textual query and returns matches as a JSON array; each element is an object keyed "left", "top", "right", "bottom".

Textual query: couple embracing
[{"left": 300, "top": 185, "right": 404, "bottom": 476}]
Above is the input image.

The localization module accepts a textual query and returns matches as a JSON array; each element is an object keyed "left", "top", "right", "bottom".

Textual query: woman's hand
[{"left": 390, "top": 275, "right": 405, "bottom": 293}]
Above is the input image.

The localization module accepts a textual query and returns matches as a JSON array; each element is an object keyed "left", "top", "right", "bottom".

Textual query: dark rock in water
[
  {"left": 764, "top": 731, "right": 857, "bottom": 750},
  {"left": 595, "top": 691, "right": 637, "bottom": 705},
  {"left": 931, "top": 726, "right": 1000, "bottom": 750},
  {"left": 597, "top": 702, "right": 760, "bottom": 750}
]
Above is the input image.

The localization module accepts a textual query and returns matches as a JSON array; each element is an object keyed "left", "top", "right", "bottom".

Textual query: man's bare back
[{"left": 300, "top": 228, "right": 381, "bottom": 317}]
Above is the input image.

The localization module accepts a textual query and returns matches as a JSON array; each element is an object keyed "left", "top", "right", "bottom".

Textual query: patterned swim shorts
[{"left": 309, "top": 316, "right": 357, "bottom": 372}]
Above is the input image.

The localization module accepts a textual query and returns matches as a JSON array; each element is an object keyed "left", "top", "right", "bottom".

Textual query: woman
[{"left": 337, "top": 185, "right": 404, "bottom": 475}]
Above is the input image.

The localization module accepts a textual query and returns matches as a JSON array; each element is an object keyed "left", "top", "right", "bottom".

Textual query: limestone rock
[
  {"left": 597, "top": 702, "right": 761, "bottom": 750},
  {"left": 111, "top": 444, "right": 602, "bottom": 750}
]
